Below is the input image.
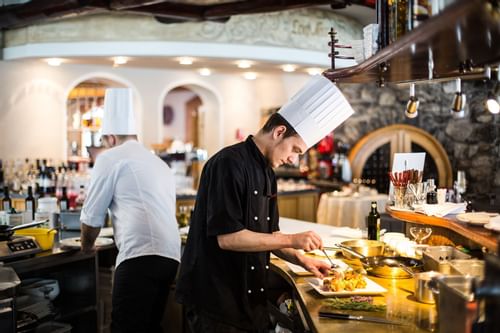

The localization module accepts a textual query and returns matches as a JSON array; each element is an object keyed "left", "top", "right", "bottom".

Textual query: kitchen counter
[
  {"left": 270, "top": 259, "right": 435, "bottom": 333},
  {"left": 273, "top": 218, "right": 435, "bottom": 333}
]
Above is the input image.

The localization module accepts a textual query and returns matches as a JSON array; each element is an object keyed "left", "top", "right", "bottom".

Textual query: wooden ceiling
[{"left": 0, "top": 0, "right": 375, "bottom": 29}]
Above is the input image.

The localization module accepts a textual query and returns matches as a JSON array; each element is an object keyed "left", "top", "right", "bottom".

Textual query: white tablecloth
[{"left": 316, "top": 193, "right": 389, "bottom": 229}]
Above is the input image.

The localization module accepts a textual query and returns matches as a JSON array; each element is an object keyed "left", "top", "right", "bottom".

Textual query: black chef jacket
[{"left": 175, "top": 136, "right": 280, "bottom": 330}]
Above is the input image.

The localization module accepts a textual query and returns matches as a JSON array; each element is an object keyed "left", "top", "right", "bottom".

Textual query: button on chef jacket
[
  {"left": 176, "top": 136, "right": 279, "bottom": 330},
  {"left": 80, "top": 140, "right": 181, "bottom": 268}
]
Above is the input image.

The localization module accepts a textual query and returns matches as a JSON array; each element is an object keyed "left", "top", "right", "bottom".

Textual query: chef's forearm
[
  {"left": 80, "top": 223, "right": 101, "bottom": 252},
  {"left": 217, "top": 229, "right": 293, "bottom": 252},
  {"left": 272, "top": 247, "right": 302, "bottom": 265}
]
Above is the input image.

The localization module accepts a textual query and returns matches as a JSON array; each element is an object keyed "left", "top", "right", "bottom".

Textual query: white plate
[
  {"left": 307, "top": 276, "right": 387, "bottom": 297},
  {"left": 456, "top": 212, "right": 498, "bottom": 225},
  {"left": 98, "top": 227, "right": 114, "bottom": 237},
  {"left": 60, "top": 237, "right": 114, "bottom": 248},
  {"left": 484, "top": 223, "right": 500, "bottom": 232},
  {"left": 285, "top": 258, "right": 348, "bottom": 276}
]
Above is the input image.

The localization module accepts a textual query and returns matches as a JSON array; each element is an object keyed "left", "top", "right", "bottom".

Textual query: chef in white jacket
[{"left": 80, "top": 88, "right": 181, "bottom": 333}]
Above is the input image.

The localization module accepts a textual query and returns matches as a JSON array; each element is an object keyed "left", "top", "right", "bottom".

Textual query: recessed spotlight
[
  {"left": 282, "top": 64, "right": 297, "bottom": 72},
  {"left": 243, "top": 72, "right": 257, "bottom": 80},
  {"left": 46, "top": 58, "right": 63, "bottom": 66},
  {"left": 112, "top": 56, "right": 128, "bottom": 67},
  {"left": 199, "top": 68, "right": 211, "bottom": 76},
  {"left": 306, "top": 67, "right": 323, "bottom": 76},
  {"left": 237, "top": 60, "right": 253, "bottom": 69},
  {"left": 179, "top": 57, "right": 194, "bottom": 65}
]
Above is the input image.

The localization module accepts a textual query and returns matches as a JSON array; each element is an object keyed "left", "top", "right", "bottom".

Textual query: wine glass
[
  {"left": 456, "top": 170, "right": 467, "bottom": 202},
  {"left": 409, "top": 227, "right": 432, "bottom": 244}
]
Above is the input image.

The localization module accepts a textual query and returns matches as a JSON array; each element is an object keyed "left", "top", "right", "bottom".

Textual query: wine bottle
[
  {"left": 2, "top": 186, "right": 12, "bottom": 212},
  {"left": 426, "top": 178, "right": 438, "bottom": 204},
  {"left": 60, "top": 186, "right": 69, "bottom": 211},
  {"left": 367, "top": 201, "right": 381, "bottom": 241},
  {"left": 25, "top": 186, "right": 36, "bottom": 219}
]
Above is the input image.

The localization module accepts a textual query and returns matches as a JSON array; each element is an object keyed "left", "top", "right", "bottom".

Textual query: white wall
[
  {"left": 162, "top": 90, "right": 197, "bottom": 142},
  {"left": 0, "top": 60, "right": 309, "bottom": 160}
]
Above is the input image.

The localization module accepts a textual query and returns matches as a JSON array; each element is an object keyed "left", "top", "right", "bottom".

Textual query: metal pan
[
  {"left": 0, "top": 220, "right": 48, "bottom": 241},
  {"left": 336, "top": 243, "right": 422, "bottom": 279}
]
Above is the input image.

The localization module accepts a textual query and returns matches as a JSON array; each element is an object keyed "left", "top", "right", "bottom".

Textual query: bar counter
[{"left": 386, "top": 207, "right": 498, "bottom": 252}]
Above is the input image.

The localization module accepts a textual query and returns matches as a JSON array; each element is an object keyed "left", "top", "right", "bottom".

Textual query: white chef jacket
[{"left": 80, "top": 140, "right": 181, "bottom": 268}]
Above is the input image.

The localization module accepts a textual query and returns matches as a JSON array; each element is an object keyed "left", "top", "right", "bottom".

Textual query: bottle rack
[{"left": 324, "top": 0, "right": 500, "bottom": 84}]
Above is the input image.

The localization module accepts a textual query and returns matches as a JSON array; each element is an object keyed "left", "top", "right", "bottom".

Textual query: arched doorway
[
  {"left": 66, "top": 78, "right": 127, "bottom": 160},
  {"left": 159, "top": 83, "right": 222, "bottom": 157},
  {"left": 161, "top": 87, "right": 202, "bottom": 150},
  {"left": 348, "top": 124, "right": 453, "bottom": 193}
]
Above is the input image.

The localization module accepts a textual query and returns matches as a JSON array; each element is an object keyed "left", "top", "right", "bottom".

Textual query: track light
[
  {"left": 450, "top": 78, "right": 466, "bottom": 118},
  {"left": 405, "top": 83, "right": 419, "bottom": 118},
  {"left": 485, "top": 89, "right": 500, "bottom": 114},
  {"left": 485, "top": 66, "right": 500, "bottom": 114}
]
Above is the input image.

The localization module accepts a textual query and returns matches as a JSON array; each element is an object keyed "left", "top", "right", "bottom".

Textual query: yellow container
[{"left": 14, "top": 228, "right": 57, "bottom": 251}]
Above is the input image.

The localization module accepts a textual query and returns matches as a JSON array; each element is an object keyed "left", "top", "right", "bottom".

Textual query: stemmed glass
[
  {"left": 456, "top": 170, "right": 467, "bottom": 202},
  {"left": 410, "top": 227, "right": 432, "bottom": 244}
]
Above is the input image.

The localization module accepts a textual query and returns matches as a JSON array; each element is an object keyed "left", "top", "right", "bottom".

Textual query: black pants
[
  {"left": 111, "top": 255, "right": 179, "bottom": 333},
  {"left": 185, "top": 306, "right": 268, "bottom": 333}
]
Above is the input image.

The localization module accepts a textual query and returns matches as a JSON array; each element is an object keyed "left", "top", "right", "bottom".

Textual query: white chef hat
[
  {"left": 278, "top": 74, "right": 354, "bottom": 149},
  {"left": 101, "top": 88, "right": 137, "bottom": 135}
]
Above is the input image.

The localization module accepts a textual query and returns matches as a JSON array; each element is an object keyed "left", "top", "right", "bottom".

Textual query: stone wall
[{"left": 334, "top": 80, "right": 500, "bottom": 196}]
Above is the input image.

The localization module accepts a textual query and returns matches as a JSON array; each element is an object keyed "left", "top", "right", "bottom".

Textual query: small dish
[
  {"left": 484, "top": 223, "right": 500, "bottom": 233},
  {"left": 60, "top": 237, "right": 114, "bottom": 248},
  {"left": 456, "top": 212, "right": 498, "bottom": 225}
]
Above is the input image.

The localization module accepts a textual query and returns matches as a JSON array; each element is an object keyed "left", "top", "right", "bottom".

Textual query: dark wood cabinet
[{"left": 325, "top": 0, "right": 500, "bottom": 84}]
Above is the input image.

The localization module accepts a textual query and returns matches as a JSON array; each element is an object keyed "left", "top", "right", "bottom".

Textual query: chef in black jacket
[{"left": 176, "top": 74, "right": 355, "bottom": 333}]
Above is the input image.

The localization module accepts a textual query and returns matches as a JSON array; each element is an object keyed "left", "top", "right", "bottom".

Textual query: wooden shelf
[
  {"left": 386, "top": 206, "right": 499, "bottom": 252},
  {"left": 324, "top": 0, "right": 500, "bottom": 84}
]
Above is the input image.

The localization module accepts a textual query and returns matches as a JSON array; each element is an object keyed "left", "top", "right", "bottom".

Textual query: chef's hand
[
  {"left": 300, "top": 256, "right": 331, "bottom": 279},
  {"left": 290, "top": 231, "right": 323, "bottom": 252}
]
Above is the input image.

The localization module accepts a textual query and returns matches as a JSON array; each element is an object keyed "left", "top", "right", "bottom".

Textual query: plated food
[
  {"left": 322, "top": 270, "right": 367, "bottom": 292},
  {"left": 307, "top": 272, "right": 387, "bottom": 297}
]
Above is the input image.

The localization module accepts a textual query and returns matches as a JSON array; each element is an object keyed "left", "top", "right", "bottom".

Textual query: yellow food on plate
[{"left": 322, "top": 270, "right": 367, "bottom": 292}]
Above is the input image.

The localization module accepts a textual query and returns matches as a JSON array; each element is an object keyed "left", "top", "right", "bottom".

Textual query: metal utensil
[
  {"left": 319, "top": 311, "right": 405, "bottom": 325},
  {"left": 321, "top": 249, "right": 339, "bottom": 269}
]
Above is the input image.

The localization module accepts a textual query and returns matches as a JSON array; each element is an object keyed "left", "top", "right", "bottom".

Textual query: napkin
[{"left": 415, "top": 203, "right": 466, "bottom": 217}]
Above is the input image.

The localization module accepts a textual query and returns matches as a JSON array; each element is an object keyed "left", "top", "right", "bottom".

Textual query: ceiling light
[
  {"left": 46, "top": 58, "right": 63, "bottom": 66},
  {"left": 237, "top": 60, "right": 253, "bottom": 69},
  {"left": 281, "top": 64, "right": 297, "bottom": 72},
  {"left": 243, "top": 72, "right": 257, "bottom": 80},
  {"left": 306, "top": 67, "right": 323, "bottom": 76},
  {"left": 112, "top": 56, "right": 128, "bottom": 67},
  {"left": 405, "top": 83, "right": 419, "bottom": 118},
  {"left": 199, "top": 68, "right": 211, "bottom": 76},
  {"left": 179, "top": 57, "right": 194, "bottom": 65},
  {"left": 450, "top": 78, "right": 466, "bottom": 118}
]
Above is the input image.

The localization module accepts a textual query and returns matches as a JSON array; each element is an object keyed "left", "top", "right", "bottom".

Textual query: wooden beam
[
  {"left": 0, "top": 0, "right": 109, "bottom": 29},
  {"left": 109, "top": 0, "right": 169, "bottom": 10},
  {"left": 203, "top": 0, "right": 342, "bottom": 19},
  {"left": 125, "top": 2, "right": 205, "bottom": 21}
]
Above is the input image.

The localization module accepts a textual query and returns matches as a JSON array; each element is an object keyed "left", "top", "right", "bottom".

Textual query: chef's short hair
[{"left": 261, "top": 113, "right": 298, "bottom": 139}]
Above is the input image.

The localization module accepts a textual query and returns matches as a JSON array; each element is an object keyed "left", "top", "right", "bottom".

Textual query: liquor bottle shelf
[{"left": 324, "top": 0, "right": 500, "bottom": 84}]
